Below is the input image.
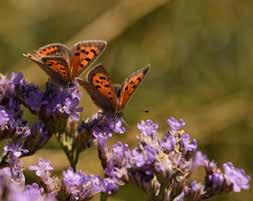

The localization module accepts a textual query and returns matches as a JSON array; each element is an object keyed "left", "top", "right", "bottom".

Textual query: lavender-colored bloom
[
  {"left": 103, "top": 142, "right": 130, "bottom": 182},
  {"left": 12, "top": 73, "right": 43, "bottom": 113},
  {"left": 63, "top": 168, "right": 108, "bottom": 200},
  {"left": 207, "top": 172, "right": 226, "bottom": 192},
  {"left": 17, "top": 83, "right": 43, "bottom": 113},
  {"left": 23, "top": 122, "right": 51, "bottom": 155},
  {"left": 10, "top": 72, "right": 24, "bottom": 86},
  {"left": 223, "top": 162, "right": 250, "bottom": 192},
  {"left": 4, "top": 142, "right": 28, "bottom": 158},
  {"left": 15, "top": 124, "right": 31, "bottom": 138},
  {"left": 3, "top": 142, "right": 26, "bottom": 184},
  {"left": 41, "top": 81, "right": 82, "bottom": 122},
  {"left": 109, "top": 117, "right": 126, "bottom": 134},
  {"left": 137, "top": 119, "right": 158, "bottom": 136},
  {"left": 63, "top": 168, "right": 84, "bottom": 195},
  {"left": 0, "top": 106, "right": 11, "bottom": 132},
  {"left": 111, "top": 143, "right": 129, "bottom": 165},
  {"left": 160, "top": 133, "right": 176, "bottom": 152},
  {"left": 98, "top": 117, "right": 251, "bottom": 201},
  {"left": 93, "top": 125, "right": 112, "bottom": 142},
  {"left": 0, "top": 73, "right": 15, "bottom": 97},
  {"left": 29, "top": 159, "right": 54, "bottom": 178},
  {"left": 29, "top": 159, "right": 60, "bottom": 193},
  {"left": 170, "top": 181, "right": 203, "bottom": 201},
  {"left": 23, "top": 183, "right": 57, "bottom": 201},
  {"left": 0, "top": 170, "right": 56, "bottom": 201},
  {"left": 89, "top": 114, "right": 126, "bottom": 144},
  {"left": 192, "top": 151, "right": 208, "bottom": 168},
  {"left": 131, "top": 149, "right": 146, "bottom": 168},
  {"left": 24, "top": 183, "right": 45, "bottom": 200},
  {"left": 183, "top": 181, "right": 204, "bottom": 201},
  {"left": 180, "top": 133, "right": 197, "bottom": 153},
  {"left": 131, "top": 145, "right": 156, "bottom": 168},
  {"left": 103, "top": 178, "right": 119, "bottom": 194},
  {"left": 167, "top": 117, "right": 185, "bottom": 131}
]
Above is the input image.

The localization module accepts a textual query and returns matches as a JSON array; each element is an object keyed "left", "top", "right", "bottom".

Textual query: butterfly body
[
  {"left": 24, "top": 40, "right": 107, "bottom": 85},
  {"left": 77, "top": 64, "right": 150, "bottom": 116}
]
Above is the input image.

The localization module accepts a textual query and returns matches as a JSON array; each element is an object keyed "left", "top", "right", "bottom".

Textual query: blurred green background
[{"left": 0, "top": 0, "right": 252, "bottom": 200}]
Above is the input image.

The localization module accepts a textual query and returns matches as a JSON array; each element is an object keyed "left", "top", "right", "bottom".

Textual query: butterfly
[
  {"left": 77, "top": 64, "right": 150, "bottom": 117},
  {"left": 23, "top": 40, "right": 107, "bottom": 85}
]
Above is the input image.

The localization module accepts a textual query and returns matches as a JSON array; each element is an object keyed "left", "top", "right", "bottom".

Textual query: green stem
[
  {"left": 56, "top": 133, "right": 77, "bottom": 172},
  {"left": 100, "top": 193, "right": 108, "bottom": 201},
  {"left": 155, "top": 183, "right": 167, "bottom": 201}
]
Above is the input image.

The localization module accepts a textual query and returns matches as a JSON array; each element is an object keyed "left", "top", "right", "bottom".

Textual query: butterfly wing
[
  {"left": 70, "top": 40, "right": 107, "bottom": 78},
  {"left": 24, "top": 43, "right": 71, "bottom": 58},
  {"left": 77, "top": 79, "right": 115, "bottom": 113},
  {"left": 118, "top": 65, "right": 150, "bottom": 110},
  {"left": 77, "top": 64, "right": 117, "bottom": 113},
  {"left": 40, "top": 56, "right": 71, "bottom": 83},
  {"left": 23, "top": 43, "right": 71, "bottom": 84}
]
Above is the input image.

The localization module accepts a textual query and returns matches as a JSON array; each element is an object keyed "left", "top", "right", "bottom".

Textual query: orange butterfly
[
  {"left": 77, "top": 64, "right": 150, "bottom": 116},
  {"left": 23, "top": 40, "right": 107, "bottom": 85}
]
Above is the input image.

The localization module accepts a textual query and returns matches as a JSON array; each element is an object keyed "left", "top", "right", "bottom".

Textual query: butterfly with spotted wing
[
  {"left": 77, "top": 64, "right": 150, "bottom": 117},
  {"left": 23, "top": 40, "right": 107, "bottom": 85}
]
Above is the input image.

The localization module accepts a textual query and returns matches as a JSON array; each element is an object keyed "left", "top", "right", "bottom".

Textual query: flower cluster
[
  {"left": 0, "top": 158, "right": 118, "bottom": 201},
  {"left": 97, "top": 118, "right": 251, "bottom": 201},
  {"left": 0, "top": 167, "right": 56, "bottom": 201},
  {"left": 0, "top": 71, "right": 250, "bottom": 201},
  {"left": 0, "top": 73, "right": 82, "bottom": 181}
]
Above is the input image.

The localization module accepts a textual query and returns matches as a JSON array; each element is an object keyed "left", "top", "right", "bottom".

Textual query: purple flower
[
  {"left": 137, "top": 119, "right": 158, "bottom": 136},
  {"left": 24, "top": 183, "right": 45, "bottom": 200},
  {"left": 17, "top": 83, "right": 43, "bottom": 113},
  {"left": 93, "top": 125, "right": 112, "bottom": 142},
  {"left": 109, "top": 117, "right": 126, "bottom": 134},
  {"left": 2, "top": 142, "right": 26, "bottom": 184},
  {"left": 180, "top": 133, "right": 197, "bottom": 153},
  {"left": 131, "top": 146, "right": 156, "bottom": 168},
  {"left": 12, "top": 73, "right": 43, "bottom": 113},
  {"left": 10, "top": 73, "right": 24, "bottom": 86},
  {"left": 207, "top": 172, "right": 225, "bottom": 192},
  {"left": 4, "top": 142, "right": 28, "bottom": 158},
  {"left": 40, "top": 81, "right": 82, "bottom": 122},
  {"left": 24, "top": 183, "right": 57, "bottom": 201},
  {"left": 223, "top": 162, "right": 250, "bottom": 192},
  {"left": 111, "top": 143, "right": 129, "bottom": 164},
  {"left": 103, "top": 178, "right": 119, "bottom": 194},
  {"left": 15, "top": 124, "right": 31, "bottom": 138},
  {"left": 161, "top": 133, "right": 176, "bottom": 152},
  {"left": 29, "top": 159, "right": 54, "bottom": 178},
  {"left": 167, "top": 117, "right": 185, "bottom": 131},
  {"left": 0, "top": 106, "right": 11, "bottom": 132},
  {"left": 0, "top": 73, "right": 15, "bottom": 97},
  {"left": 103, "top": 142, "right": 130, "bottom": 181},
  {"left": 188, "top": 181, "right": 204, "bottom": 199},
  {"left": 192, "top": 151, "right": 208, "bottom": 168},
  {"left": 63, "top": 168, "right": 84, "bottom": 195},
  {"left": 23, "top": 122, "right": 51, "bottom": 155},
  {"left": 91, "top": 114, "right": 126, "bottom": 143},
  {"left": 0, "top": 171, "right": 56, "bottom": 201},
  {"left": 63, "top": 168, "right": 106, "bottom": 200},
  {"left": 131, "top": 149, "right": 146, "bottom": 168},
  {"left": 29, "top": 159, "right": 60, "bottom": 193}
]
